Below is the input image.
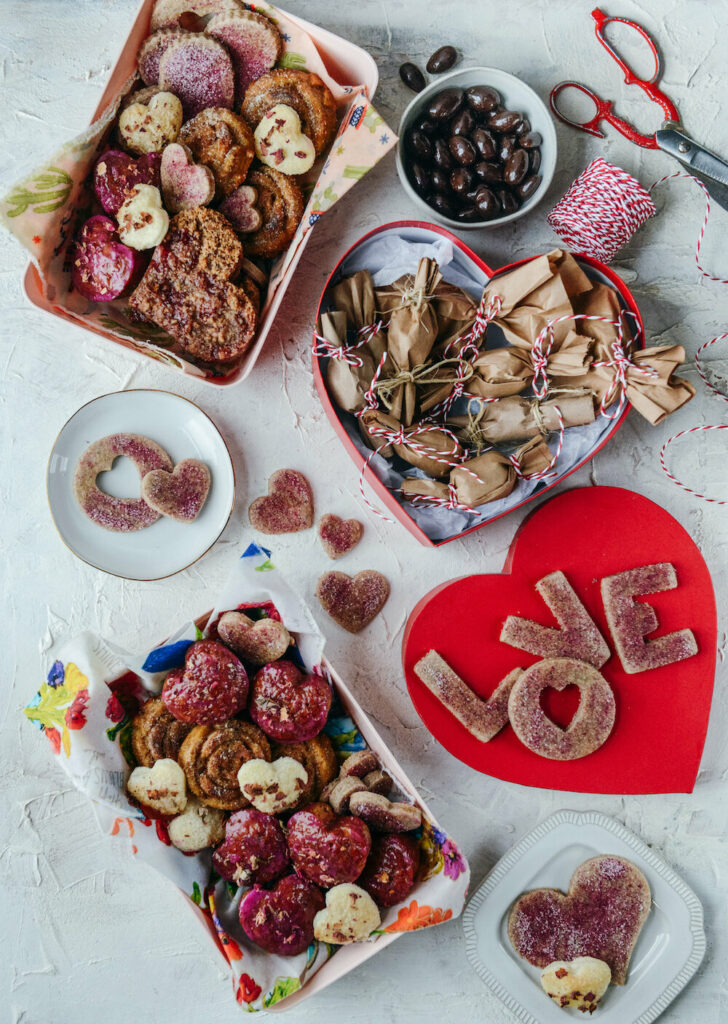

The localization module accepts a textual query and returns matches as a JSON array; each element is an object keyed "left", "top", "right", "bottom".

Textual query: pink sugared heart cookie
[
  {"left": 318, "top": 514, "right": 363, "bottom": 560},
  {"left": 316, "top": 570, "right": 390, "bottom": 633},
  {"left": 162, "top": 639, "right": 248, "bottom": 723},
  {"left": 160, "top": 142, "right": 215, "bottom": 213},
  {"left": 508, "top": 855, "right": 651, "bottom": 985},
  {"left": 287, "top": 801, "right": 372, "bottom": 888},
  {"left": 249, "top": 660, "right": 331, "bottom": 743},
  {"left": 141, "top": 458, "right": 210, "bottom": 522},
  {"left": 239, "top": 873, "right": 324, "bottom": 957},
  {"left": 248, "top": 469, "right": 313, "bottom": 534},
  {"left": 218, "top": 185, "right": 262, "bottom": 233}
]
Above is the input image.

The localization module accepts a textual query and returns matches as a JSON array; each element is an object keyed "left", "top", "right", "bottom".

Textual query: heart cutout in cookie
[
  {"left": 119, "top": 91, "right": 183, "bottom": 155},
  {"left": 254, "top": 103, "right": 316, "bottom": 176},
  {"left": 508, "top": 854, "right": 651, "bottom": 985},
  {"left": 319, "top": 514, "right": 363, "bottom": 560},
  {"left": 160, "top": 142, "right": 215, "bottom": 213},
  {"left": 217, "top": 610, "right": 291, "bottom": 664},
  {"left": 248, "top": 469, "right": 313, "bottom": 534},
  {"left": 316, "top": 570, "right": 390, "bottom": 633},
  {"left": 141, "top": 458, "right": 211, "bottom": 522},
  {"left": 403, "top": 486, "right": 717, "bottom": 793}
]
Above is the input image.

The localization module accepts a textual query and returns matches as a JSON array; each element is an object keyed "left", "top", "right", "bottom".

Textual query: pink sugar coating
[
  {"left": 601, "top": 563, "right": 698, "bottom": 673},
  {"left": 206, "top": 13, "right": 280, "bottom": 100},
  {"left": 142, "top": 458, "right": 210, "bottom": 522},
  {"left": 212, "top": 807, "right": 288, "bottom": 886},
  {"left": 318, "top": 514, "right": 363, "bottom": 559},
  {"left": 501, "top": 571, "right": 611, "bottom": 668},
  {"left": 316, "top": 570, "right": 389, "bottom": 633},
  {"left": 159, "top": 36, "right": 234, "bottom": 118},
  {"left": 137, "top": 28, "right": 187, "bottom": 86},
  {"left": 73, "top": 433, "right": 172, "bottom": 532},
  {"left": 162, "top": 640, "right": 248, "bottom": 723},
  {"left": 249, "top": 469, "right": 313, "bottom": 534},
  {"left": 415, "top": 650, "right": 520, "bottom": 743},
  {"left": 507, "top": 657, "right": 615, "bottom": 760},
  {"left": 249, "top": 660, "right": 331, "bottom": 742},
  {"left": 508, "top": 855, "right": 651, "bottom": 985}
]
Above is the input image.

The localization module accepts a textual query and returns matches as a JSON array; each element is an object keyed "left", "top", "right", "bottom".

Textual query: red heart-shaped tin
[
  {"left": 312, "top": 221, "right": 644, "bottom": 547},
  {"left": 402, "top": 486, "right": 716, "bottom": 794}
]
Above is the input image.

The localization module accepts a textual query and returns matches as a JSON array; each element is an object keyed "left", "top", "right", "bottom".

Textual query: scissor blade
[{"left": 656, "top": 126, "right": 728, "bottom": 212}]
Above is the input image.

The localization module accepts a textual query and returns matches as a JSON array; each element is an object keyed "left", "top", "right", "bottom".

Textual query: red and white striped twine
[
  {"left": 659, "top": 424, "right": 728, "bottom": 505},
  {"left": 312, "top": 319, "right": 388, "bottom": 367},
  {"left": 694, "top": 333, "right": 728, "bottom": 403}
]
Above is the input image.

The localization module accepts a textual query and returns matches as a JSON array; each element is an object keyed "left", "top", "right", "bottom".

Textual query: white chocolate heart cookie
[
  {"left": 254, "top": 104, "right": 315, "bottom": 176},
  {"left": 160, "top": 142, "right": 215, "bottom": 213},
  {"left": 116, "top": 184, "right": 169, "bottom": 250},
  {"left": 237, "top": 756, "right": 308, "bottom": 813},
  {"left": 119, "top": 91, "right": 183, "bottom": 155},
  {"left": 313, "top": 883, "right": 381, "bottom": 944},
  {"left": 541, "top": 957, "right": 611, "bottom": 1013},
  {"left": 127, "top": 758, "right": 187, "bottom": 816},
  {"left": 168, "top": 796, "right": 225, "bottom": 852}
]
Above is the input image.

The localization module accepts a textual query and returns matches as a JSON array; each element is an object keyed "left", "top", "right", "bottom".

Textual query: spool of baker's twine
[{"left": 549, "top": 157, "right": 728, "bottom": 505}]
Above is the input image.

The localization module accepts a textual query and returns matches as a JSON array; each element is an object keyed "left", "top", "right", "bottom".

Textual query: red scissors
[{"left": 550, "top": 8, "right": 679, "bottom": 149}]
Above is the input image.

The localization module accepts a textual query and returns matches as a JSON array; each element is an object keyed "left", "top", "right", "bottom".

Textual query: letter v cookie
[
  {"left": 500, "top": 570, "right": 611, "bottom": 668},
  {"left": 414, "top": 650, "right": 522, "bottom": 743}
]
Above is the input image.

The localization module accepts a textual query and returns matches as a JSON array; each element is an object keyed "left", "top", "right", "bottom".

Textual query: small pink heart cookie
[
  {"left": 316, "top": 570, "right": 390, "bottom": 633},
  {"left": 160, "top": 142, "right": 215, "bottom": 213},
  {"left": 219, "top": 185, "right": 262, "bottom": 233},
  {"left": 141, "top": 459, "right": 211, "bottom": 522},
  {"left": 218, "top": 610, "right": 291, "bottom": 665},
  {"left": 318, "top": 514, "right": 363, "bottom": 560},
  {"left": 249, "top": 469, "right": 313, "bottom": 534}
]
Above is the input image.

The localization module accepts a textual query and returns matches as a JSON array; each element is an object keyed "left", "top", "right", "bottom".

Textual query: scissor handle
[
  {"left": 550, "top": 81, "right": 659, "bottom": 148},
  {"left": 591, "top": 7, "right": 681, "bottom": 123}
]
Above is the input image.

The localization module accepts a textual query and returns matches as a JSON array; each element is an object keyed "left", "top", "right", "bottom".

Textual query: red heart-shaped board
[{"left": 402, "top": 486, "right": 716, "bottom": 793}]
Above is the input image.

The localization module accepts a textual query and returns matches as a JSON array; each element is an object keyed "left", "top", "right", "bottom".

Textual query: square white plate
[{"left": 463, "top": 810, "right": 705, "bottom": 1024}]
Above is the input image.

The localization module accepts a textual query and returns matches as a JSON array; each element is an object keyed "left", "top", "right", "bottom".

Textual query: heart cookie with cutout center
[
  {"left": 316, "top": 570, "right": 390, "bottom": 633},
  {"left": 141, "top": 458, "right": 210, "bottom": 522}
]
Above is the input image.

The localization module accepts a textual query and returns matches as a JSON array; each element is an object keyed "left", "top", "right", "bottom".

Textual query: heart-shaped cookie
[
  {"left": 403, "top": 486, "right": 717, "bottom": 794},
  {"left": 313, "top": 883, "right": 381, "bottom": 945},
  {"left": 316, "top": 570, "right": 390, "bottom": 633},
  {"left": 178, "top": 108, "right": 254, "bottom": 200},
  {"left": 287, "top": 802, "right": 372, "bottom": 888},
  {"left": 141, "top": 458, "right": 210, "bottom": 522},
  {"left": 540, "top": 956, "right": 611, "bottom": 1013},
  {"left": 254, "top": 103, "right": 316, "bottom": 176},
  {"left": 348, "top": 791, "right": 422, "bottom": 833},
  {"left": 117, "top": 184, "right": 169, "bottom": 250},
  {"left": 239, "top": 873, "right": 325, "bottom": 957},
  {"left": 319, "top": 514, "right": 363, "bottom": 560},
  {"left": 94, "top": 149, "right": 161, "bottom": 216},
  {"left": 160, "top": 142, "right": 215, "bottom": 213},
  {"left": 127, "top": 757, "right": 187, "bottom": 816},
  {"left": 129, "top": 207, "right": 257, "bottom": 364},
  {"left": 217, "top": 610, "right": 291, "bottom": 664},
  {"left": 218, "top": 185, "right": 262, "bottom": 233},
  {"left": 237, "top": 756, "right": 309, "bottom": 813},
  {"left": 119, "top": 91, "right": 183, "bottom": 155},
  {"left": 508, "top": 855, "right": 651, "bottom": 985},
  {"left": 71, "top": 215, "right": 144, "bottom": 303},
  {"left": 248, "top": 469, "right": 313, "bottom": 534},
  {"left": 162, "top": 639, "right": 248, "bottom": 724}
]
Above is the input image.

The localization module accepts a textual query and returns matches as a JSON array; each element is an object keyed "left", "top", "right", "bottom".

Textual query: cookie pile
[
  {"left": 71, "top": 0, "right": 339, "bottom": 370},
  {"left": 126, "top": 605, "right": 424, "bottom": 954}
]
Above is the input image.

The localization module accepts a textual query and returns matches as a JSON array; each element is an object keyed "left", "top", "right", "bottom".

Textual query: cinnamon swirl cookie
[
  {"left": 131, "top": 698, "right": 194, "bottom": 767},
  {"left": 178, "top": 107, "right": 255, "bottom": 199},
  {"left": 243, "top": 164, "right": 303, "bottom": 257},
  {"left": 271, "top": 733, "right": 338, "bottom": 810},
  {"left": 241, "top": 69, "right": 337, "bottom": 156},
  {"left": 178, "top": 719, "right": 271, "bottom": 810}
]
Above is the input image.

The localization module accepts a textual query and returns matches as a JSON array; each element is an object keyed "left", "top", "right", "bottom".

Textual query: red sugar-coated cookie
[
  {"left": 414, "top": 650, "right": 522, "bottom": 743},
  {"left": 318, "top": 514, "right": 363, "bottom": 560},
  {"left": 158, "top": 35, "right": 234, "bottom": 118},
  {"left": 316, "top": 570, "right": 390, "bottom": 633},
  {"left": 206, "top": 11, "right": 282, "bottom": 101},
  {"left": 248, "top": 469, "right": 314, "bottom": 535},
  {"left": 601, "top": 562, "right": 698, "bottom": 674},
  {"left": 71, "top": 215, "right": 144, "bottom": 303},
  {"left": 73, "top": 433, "right": 173, "bottom": 532},
  {"left": 287, "top": 802, "right": 372, "bottom": 888},
  {"left": 212, "top": 807, "right": 288, "bottom": 886},
  {"left": 249, "top": 660, "right": 331, "bottom": 742},
  {"left": 508, "top": 855, "right": 651, "bottom": 985},
  {"left": 137, "top": 28, "right": 190, "bottom": 86},
  {"left": 93, "top": 150, "right": 161, "bottom": 215},
  {"left": 359, "top": 834, "right": 421, "bottom": 908},
  {"left": 162, "top": 640, "right": 249, "bottom": 724},
  {"left": 239, "top": 874, "right": 325, "bottom": 957},
  {"left": 507, "top": 658, "right": 616, "bottom": 760},
  {"left": 141, "top": 458, "right": 210, "bottom": 522},
  {"left": 501, "top": 571, "right": 611, "bottom": 668}
]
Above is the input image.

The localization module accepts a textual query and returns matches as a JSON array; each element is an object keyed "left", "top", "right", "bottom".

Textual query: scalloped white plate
[{"left": 463, "top": 810, "right": 705, "bottom": 1023}]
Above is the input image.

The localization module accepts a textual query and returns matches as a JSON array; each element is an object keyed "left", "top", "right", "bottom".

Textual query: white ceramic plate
[
  {"left": 463, "top": 810, "right": 705, "bottom": 1024},
  {"left": 47, "top": 390, "right": 235, "bottom": 580}
]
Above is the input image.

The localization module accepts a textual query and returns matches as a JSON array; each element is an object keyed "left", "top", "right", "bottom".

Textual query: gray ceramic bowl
[{"left": 396, "top": 66, "right": 557, "bottom": 229}]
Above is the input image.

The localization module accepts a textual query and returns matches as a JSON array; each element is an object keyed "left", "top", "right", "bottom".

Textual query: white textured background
[{"left": 1, "top": 1, "right": 727, "bottom": 1022}]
